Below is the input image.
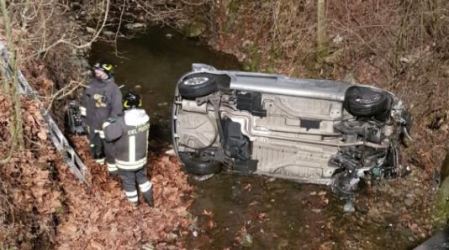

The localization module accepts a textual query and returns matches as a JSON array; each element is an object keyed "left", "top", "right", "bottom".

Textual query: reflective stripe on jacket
[{"left": 103, "top": 109, "right": 150, "bottom": 171}]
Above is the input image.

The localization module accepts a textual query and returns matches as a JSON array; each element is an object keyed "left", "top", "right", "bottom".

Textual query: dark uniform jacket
[
  {"left": 80, "top": 77, "right": 123, "bottom": 134},
  {"left": 103, "top": 109, "right": 150, "bottom": 170}
]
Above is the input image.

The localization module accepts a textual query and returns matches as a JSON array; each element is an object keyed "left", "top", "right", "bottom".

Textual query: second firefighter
[{"left": 103, "top": 92, "right": 153, "bottom": 206}]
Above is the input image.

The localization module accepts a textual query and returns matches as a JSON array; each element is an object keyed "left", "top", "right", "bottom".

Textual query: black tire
[
  {"left": 178, "top": 73, "right": 218, "bottom": 99},
  {"left": 179, "top": 152, "right": 222, "bottom": 175},
  {"left": 344, "top": 86, "right": 390, "bottom": 117}
]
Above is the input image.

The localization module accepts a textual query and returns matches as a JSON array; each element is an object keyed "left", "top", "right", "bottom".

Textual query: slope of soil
[{"left": 208, "top": 0, "right": 449, "bottom": 174}]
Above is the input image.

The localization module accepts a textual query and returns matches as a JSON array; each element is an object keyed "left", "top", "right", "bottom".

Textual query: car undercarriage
[{"left": 172, "top": 64, "right": 411, "bottom": 197}]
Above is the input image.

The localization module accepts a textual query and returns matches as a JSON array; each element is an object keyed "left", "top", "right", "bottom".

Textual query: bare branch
[{"left": 36, "top": 0, "right": 111, "bottom": 57}]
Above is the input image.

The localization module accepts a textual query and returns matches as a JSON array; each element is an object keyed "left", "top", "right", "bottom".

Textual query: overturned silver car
[{"left": 172, "top": 64, "right": 411, "bottom": 196}]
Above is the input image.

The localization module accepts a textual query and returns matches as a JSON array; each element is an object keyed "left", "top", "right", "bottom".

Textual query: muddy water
[{"left": 90, "top": 27, "right": 422, "bottom": 249}]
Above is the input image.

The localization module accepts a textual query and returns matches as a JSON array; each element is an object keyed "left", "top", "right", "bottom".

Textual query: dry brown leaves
[
  {"left": 0, "top": 94, "right": 12, "bottom": 142},
  {"left": 0, "top": 91, "right": 63, "bottom": 249},
  {"left": 56, "top": 136, "right": 194, "bottom": 249}
]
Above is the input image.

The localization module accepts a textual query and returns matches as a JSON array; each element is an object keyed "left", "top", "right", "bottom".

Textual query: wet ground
[
  {"left": 185, "top": 172, "right": 432, "bottom": 250},
  {"left": 90, "top": 27, "right": 432, "bottom": 249}
]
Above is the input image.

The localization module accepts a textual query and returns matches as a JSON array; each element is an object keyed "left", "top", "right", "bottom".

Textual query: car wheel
[
  {"left": 179, "top": 151, "right": 222, "bottom": 175},
  {"left": 344, "top": 86, "right": 390, "bottom": 117},
  {"left": 178, "top": 73, "right": 218, "bottom": 99}
]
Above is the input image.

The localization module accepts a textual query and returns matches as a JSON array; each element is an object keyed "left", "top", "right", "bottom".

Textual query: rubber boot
[
  {"left": 143, "top": 188, "right": 154, "bottom": 207},
  {"left": 93, "top": 148, "right": 105, "bottom": 164}
]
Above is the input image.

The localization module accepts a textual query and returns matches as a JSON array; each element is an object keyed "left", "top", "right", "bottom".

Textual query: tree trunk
[
  {"left": 316, "top": 0, "right": 328, "bottom": 61},
  {"left": 0, "top": 0, "right": 24, "bottom": 157}
]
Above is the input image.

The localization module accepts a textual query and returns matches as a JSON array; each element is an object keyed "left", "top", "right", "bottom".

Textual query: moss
[
  {"left": 55, "top": 205, "right": 65, "bottom": 215},
  {"left": 227, "top": 0, "right": 241, "bottom": 14},
  {"left": 434, "top": 153, "right": 449, "bottom": 227},
  {"left": 434, "top": 176, "right": 449, "bottom": 227},
  {"left": 182, "top": 20, "right": 207, "bottom": 38},
  {"left": 242, "top": 59, "right": 258, "bottom": 72},
  {"left": 223, "top": 0, "right": 241, "bottom": 33},
  {"left": 242, "top": 43, "right": 261, "bottom": 71}
]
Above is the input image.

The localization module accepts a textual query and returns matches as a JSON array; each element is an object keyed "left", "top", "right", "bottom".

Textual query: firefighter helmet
[
  {"left": 123, "top": 91, "right": 142, "bottom": 110},
  {"left": 93, "top": 62, "right": 114, "bottom": 76}
]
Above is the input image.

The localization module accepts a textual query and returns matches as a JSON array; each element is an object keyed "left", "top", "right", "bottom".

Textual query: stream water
[
  {"left": 90, "top": 27, "right": 424, "bottom": 249},
  {"left": 89, "top": 27, "right": 239, "bottom": 145}
]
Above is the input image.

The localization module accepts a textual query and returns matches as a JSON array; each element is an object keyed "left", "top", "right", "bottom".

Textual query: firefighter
[
  {"left": 80, "top": 63, "right": 122, "bottom": 174},
  {"left": 102, "top": 92, "right": 153, "bottom": 206}
]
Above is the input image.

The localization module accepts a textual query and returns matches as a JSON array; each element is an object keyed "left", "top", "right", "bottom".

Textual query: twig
[
  {"left": 180, "top": 0, "right": 209, "bottom": 6},
  {"left": 35, "top": 0, "right": 111, "bottom": 57},
  {"left": 44, "top": 80, "right": 86, "bottom": 111},
  {"left": 114, "top": 0, "right": 127, "bottom": 56}
]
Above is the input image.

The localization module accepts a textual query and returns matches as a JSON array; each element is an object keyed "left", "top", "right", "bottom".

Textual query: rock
[
  {"left": 324, "top": 48, "right": 345, "bottom": 65},
  {"left": 166, "top": 232, "right": 178, "bottom": 242},
  {"left": 102, "top": 30, "right": 115, "bottom": 37},
  {"left": 332, "top": 34, "right": 344, "bottom": 45},
  {"left": 70, "top": 2, "right": 81, "bottom": 8},
  {"left": 164, "top": 149, "right": 175, "bottom": 156},
  {"left": 442, "top": 65, "right": 449, "bottom": 77},
  {"left": 278, "top": 239, "right": 289, "bottom": 248},
  {"left": 242, "top": 40, "right": 254, "bottom": 48},
  {"left": 344, "top": 200, "right": 355, "bottom": 213},
  {"left": 241, "top": 233, "right": 253, "bottom": 248},
  {"left": 404, "top": 197, "right": 414, "bottom": 207},
  {"left": 192, "top": 174, "right": 214, "bottom": 182},
  {"left": 400, "top": 57, "right": 410, "bottom": 64},
  {"left": 320, "top": 241, "right": 336, "bottom": 250},
  {"left": 343, "top": 72, "right": 357, "bottom": 84},
  {"left": 125, "top": 23, "right": 146, "bottom": 30},
  {"left": 312, "top": 209, "right": 321, "bottom": 214},
  {"left": 86, "top": 27, "right": 96, "bottom": 34},
  {"left": 267, "top": 177, "right": 276, "bottom": 182},
  {"left": 142, "top": 243, "right": 154, "bottom": 250}
]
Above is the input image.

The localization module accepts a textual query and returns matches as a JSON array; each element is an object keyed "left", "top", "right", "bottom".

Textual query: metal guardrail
[{"left": 0, "top": 42, "right": 87, "bottom": 182}]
